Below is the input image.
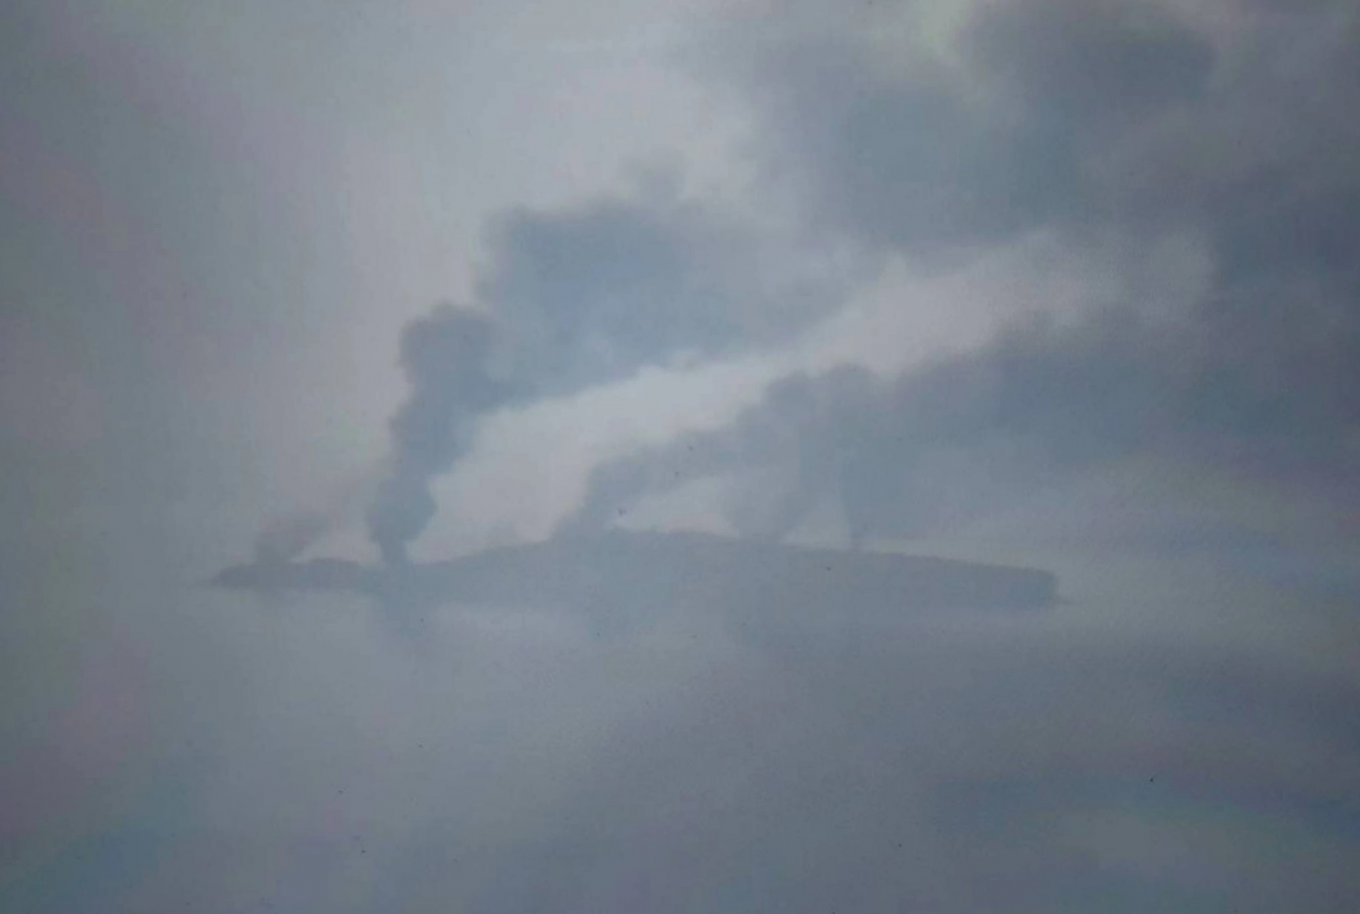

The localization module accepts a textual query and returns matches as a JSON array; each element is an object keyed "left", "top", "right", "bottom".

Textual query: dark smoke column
[{"left": 366, "top": 306, "right": 514, "bottom": 565}]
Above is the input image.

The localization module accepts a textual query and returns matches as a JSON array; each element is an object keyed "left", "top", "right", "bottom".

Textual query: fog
[{"left": 3, "top": 1, "right": 1358, "bottom": 911}]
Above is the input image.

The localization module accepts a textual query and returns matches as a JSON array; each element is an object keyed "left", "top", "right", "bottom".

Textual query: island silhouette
[{"left": 212, "top": 529, "right": 1057, "bottom": 633}]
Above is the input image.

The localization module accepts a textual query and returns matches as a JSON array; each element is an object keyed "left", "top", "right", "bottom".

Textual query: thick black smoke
[
  {"left": 363, "top": 193, "right": 839, "bottom": 562},
  {"left": 362, "top": 197, "right": 722, "bottom": 564},
  {"left": 568, "top": 297, "right": 1358, "bottom": 546},
  {"left": 366, "top": 307, "right": 513, "bottom": 565}
]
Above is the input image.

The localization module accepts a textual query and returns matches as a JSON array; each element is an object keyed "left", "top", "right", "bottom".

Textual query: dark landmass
[{"left": 210, "top": 530, "right": 1057, "bottom": 622}]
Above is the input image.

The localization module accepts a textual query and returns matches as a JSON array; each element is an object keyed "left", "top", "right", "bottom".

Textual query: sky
[{"left": 2, "top": 0, "right": 1359, "bottom": 911}]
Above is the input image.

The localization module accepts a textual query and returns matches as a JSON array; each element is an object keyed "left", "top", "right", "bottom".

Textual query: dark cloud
[
  {"left": 477, "top": 199, "right": 742, "bottom": 388},
  {"left": 738, "top": 0, "right": 1359, "bottom": 264},
  {"left": 472, "top": 189, "right": 843, "bottom": 377},
  {"left": 739, "top": 35, "right": 1077, "bottom": 249},
  {"left": 563, "top": 0, "right": 1356, "bottom": 546},
  {"left": 724, "top": 0, "right": 1360, "bottom": 382},
  {"left": 722, "top": 1, "right": 1211, "bottom": 249},
  {"left": 370, "top": 2, "right": 1360, "bottom": 562},
  {"left": 965, "top": 0, "right": 1216, "bottom": 127}
]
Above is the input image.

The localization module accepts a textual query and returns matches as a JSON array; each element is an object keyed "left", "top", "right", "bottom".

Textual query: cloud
[
  {"left": 359, "top": 0, "right": 1358, "bottom": 562},
  {"left": 728, "top": 0, "right": 1359, "bottom": 267},
  {"left": 480, "top": 197, "right": 749, "bottom": 387},
  {"left": 546, "top": 0, "right": 1357, "bottom": 547},
  {"left": 713, "top": 0, "right": 1360, "bottom": 413},
  {"left": 283, "top": 0, "right": 1355, "bottom": 600}
]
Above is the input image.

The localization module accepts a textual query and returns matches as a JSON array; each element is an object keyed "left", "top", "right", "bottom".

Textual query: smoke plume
[
  {"left": 366, "top": 306, "right": 515, "bottom": 565},
  {"left": 568, "top": 300, "right": 1359, "bottom": 547}
]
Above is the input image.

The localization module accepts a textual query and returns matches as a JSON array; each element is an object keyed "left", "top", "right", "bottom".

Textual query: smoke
[
  {"left": 358, "top": 191, "right": 845, "bottom": 563},
  {"left": 567, "top": 300, "right": 1360, "bottom": 547},
  {"left": 365, "top": 306, "right": 516, "bottom": 565},
  {"left": 347, "top": 0, "right": 1357, "bottom": 564},
  {"left": 554, "top": 0, "right": 1360, "bottom": 548},
  {"left": 562, "top": 365, "right": 885, "bottom": 543}
]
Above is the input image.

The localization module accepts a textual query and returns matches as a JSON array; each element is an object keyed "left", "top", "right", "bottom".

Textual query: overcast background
[{"left": 3, "top": 1, "right": 1359, "bottom": 911}]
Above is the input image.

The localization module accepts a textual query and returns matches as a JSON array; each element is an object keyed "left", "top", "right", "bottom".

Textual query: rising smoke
[
  {"left": 359, "top": 192, "right": 838, "bottom": 563},
  {"left": 355, "top": 0, "right": 1358, "bottom": 563},
  {"left": 566, "top": 299, "right": 1359, "bottom": 548},
  {"left": 365, "top": 306, "right": 514, "bottom": 565}
]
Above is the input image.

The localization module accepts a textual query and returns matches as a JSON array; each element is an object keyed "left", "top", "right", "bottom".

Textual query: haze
[{"left": 3, "top": 1, "right": 1358, "bottom": 911}]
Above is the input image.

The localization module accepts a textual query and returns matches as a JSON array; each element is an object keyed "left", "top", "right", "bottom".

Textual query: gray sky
[{"left": 3, "top": 1, "right": 1358, "bottom": 911}]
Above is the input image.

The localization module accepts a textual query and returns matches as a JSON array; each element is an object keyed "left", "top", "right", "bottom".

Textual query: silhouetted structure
[{"left": 212, "top": 530, "right": 1057, "bottom": 626}]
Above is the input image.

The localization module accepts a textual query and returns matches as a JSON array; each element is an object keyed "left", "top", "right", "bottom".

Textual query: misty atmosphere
[{"left": 3, "top": 1, "right": 1359, "bottom": 912}]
